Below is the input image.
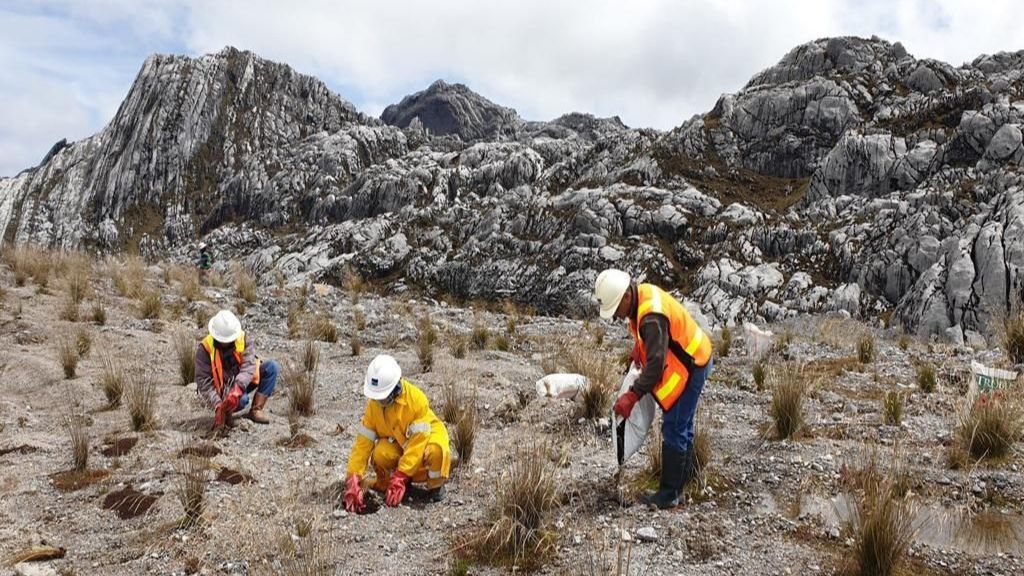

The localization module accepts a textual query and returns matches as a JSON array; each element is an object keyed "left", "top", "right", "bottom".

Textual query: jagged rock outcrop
[
  {"left": 381, "top": 79, "right": 522, "bottom": 141},
  {"left": 3, "top": 37, "right": 1024, "bottom": 339}
]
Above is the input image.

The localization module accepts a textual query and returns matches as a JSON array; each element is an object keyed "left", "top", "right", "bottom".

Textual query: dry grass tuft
[
  {"left": 175, "top": 448, "right": 209, "bottom": 528},
  {"left": 235, "top": 264, "right": 257, "bottom": 303},
  {"left": 57, "top": 334, "right": 79, "bottom": 379},
  {"left": 173, "top": 329, "right": 196, "bottom": 385},
  {"left": 75, "top": 327, "right": 92, "bottom": 357},
  {"left": 100, "top": 355, "right": 126, "bottom": 407},
  {"left": 752, "top": 361, "right": 766, "bottom": 391},
  {"left": 566, "top": 347, "right": 618, "bottom": 420},
  {"left": 112, "top": 256, "right": 146, "bottom": 298},
  {"left": 470, "top": 323, "right": 490, "bottom": 350},
  {"left": 882, "top": 391, "right": 903, "bottom": 426},
  {"left": 65, "top": 261, "right": 92, "bottom": 304},
  {"left": 91, "top": 299, "right": 107, "bottom": 325},
  {"left": 844, "top": 454, "right": 916, "bottom": 576},
  {"left": 449, "top": 335, "right": 467, "bottom": 359},
  {"left": 287, "top": 306, "right": 304, "bottom": 340},
  {"left": 718, "top": 326, "right": 732, "bottom": 357},
  {"left": 125, "top": 372, "right": 157, "bottom": 431},
  {"left": 179, "top": 272, "right": 201, "bottom": 303},
  {"left": 957, "top": 395, "right": 1024, "bottom": 461},
  {"left": 138, "top": 290, "right": 162, "bottom": 320},
  {"left": 59, "top": 295, "right": 80, "bottom": 322},
  {"left": 858, "top": 334, "right": 876, "bottom": 364},
  {"left": 342, "top": 265, "right": 365, "bottom": 303},
  {"left": 350, "top": 333, "right": 362, "bottom": 356},
  {"left": 285, "top": 361, "right": 317, "bottom": 417},
  {"left": 916, "top": 363, "right": 936, "bottom": 393},
  {"left": 308, "top": 312, "right": 338, "bottom": 343},
  {"left": 897, "top": 333, "right": 911, "bottom": 351},
  {"left": 1002, "top": 311, "right": 1024, "bottom": 364},
  {"left": 61, "top": 401, "right": 89, "bottom": 472},
  {"left": 417, "top": 314, "right": 437, "bottom": 371},
  {"left": 452, "top": 386, "right": 479, "bottom": 466},
  {"left": 193, "top": 306, "right": 212, "bottom": 331},
  {"left": 769, "top": 363, "right": 806, "bottom": 440},
  {"left": 302, "top": 340, "right": 321, "bottom": 374},
  {"left": 493, "top": 333, "right": 511, "bottom": 352},
  {"left": 460, "top": 443, "right": 558, "bottom": 569}
]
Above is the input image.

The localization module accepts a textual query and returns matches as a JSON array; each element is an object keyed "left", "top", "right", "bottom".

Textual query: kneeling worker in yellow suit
[{"left": 343, "top": 354, "right": 451, "bottom": 512}]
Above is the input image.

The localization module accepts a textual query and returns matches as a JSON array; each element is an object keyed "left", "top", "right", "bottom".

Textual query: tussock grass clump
[
  {"left": 957, "top": 396, "right": 1024, "bottom": 460},
  {"left": 916, "top": 363, "right": 936, "bottom": 393},
  {"left": 882, "top": 391, "right": 903, "bottom": 426},
  {"left": 302, "top": 340, "right": 321, "bottom": 374},
  {"left": 449, "top": 335, "right": 467, "bottom": 359},
  {"left": 350, "top": 333, "right": 362, "bottom": 356},
  {"left": 100, "top": 355, "right": 126, "bottom": 407},
  {"left": 897, "top": 334, "right": 911, "bottom": 351},
  {"left": 470, "top": 323, "right": 490, "bottom": 351},
  {"left": 844, "top": 455, "right": 916, "bottom": 576},
  {"left": 125, "top": 373, "right": 157, "bottom": 431},
  {"left": 769, "top": 364, "right": 806, "bottom": 440},
  {"left": 752, "top": 362, "right": 766, "bottom": 390},
  {"left": 179, "top": 273, "right": 201, "bottom": 303},
  {"left": 308, "top": 313, "right": 338, "bottom": 343},
  {"left": 1002, "top": 311, "right": 1024, "bottom": 364},
  {"left": 235, "top": 265, "right": 257, "bottom": 303},
  {"left": 173, "top": 329, "right": 196, "bottom": 385},
  {"left": 450, "top": 384, "right": 479, "bottom": 466},
  {"left": 441, "top": 379, "right": 462, "bottom": 424},
  {"left": 112, "top": 256, "right": 146, "bottom": 298},
  {"left": 858, "top": 334, "right": 876, "bottom": 364},
  {"left": 353, "top": 309, "right": 367, "bottom": 331},
  {"left": 417, "top": 315, "right": 437, "bottom": 372},
  {"left": 193, "top": 306, "right": 212, "bottom": 331},
  {"left": 57, "top": 334, "right": 79, "bottom": 379},
  {"left": 75, "top": 327, "right": 92, "bottom": 357},
  {"left": 718, "top": 326, "right": 732, "bottom": 357},
  {"left": 65, "top": 261, "right": 92, "bottom": 304},
  {"left": 285, "top": 361, "right": 317, "bottom": 417},
  {"left": 62, "top": 404, "right": 89, "bottom": 472},
  {"left": 175, "top": 449, "right": 209, "bottom": 528},
  {"left": 59, "top": 295, "right": 80, "bottom": 322},
  {"left": 493, "top": 333, "right": 511, "bottom": 352},
  {"left": 565, "top": 347, "right": 617, "bottom": 421},
  {"left": 91, "top": 299, "right": 107, "bottom": 325},
  {"left": 343, "top": 265, "right": 365, "bottom": 303},
  {"left": 461, "top": 443, "right": 558, "bottom": 569},
  {"left": 287, "top": 306, "right": 303, "bottom": 340},
  {"left": 138, "top": 290, "right": 162, "bottom": 320}
]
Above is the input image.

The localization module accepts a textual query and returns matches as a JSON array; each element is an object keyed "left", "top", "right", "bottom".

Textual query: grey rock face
[
  {"left": 4, "top": 37, "right": 1024, "bottom": 336},
  {"left": 381, "top": 80, "right": 522, "bottom": 141}
]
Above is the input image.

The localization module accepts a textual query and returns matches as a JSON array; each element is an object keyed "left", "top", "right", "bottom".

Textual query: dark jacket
[
  {"left": 194, "top": 336, "right": 258, "bottom": 409},
  {"left": 628, "top": 284, "right": 670, "bottom": 397}
]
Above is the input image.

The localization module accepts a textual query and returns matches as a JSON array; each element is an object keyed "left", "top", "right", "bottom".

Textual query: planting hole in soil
[
  {"left": 177, "top": 443, "right": 222, "bottom": 458},
  {"left": 50, "top": 469, "right": 111, "bottom": 492},
  {"left": 102, "top": 485, "right": 160, "bottom": 519},
  {"left": 101, "top": 437, "right": 138, "bottom": 458},
  {"left": 215, "top": 467, "right": 253, "bottom": 485}
]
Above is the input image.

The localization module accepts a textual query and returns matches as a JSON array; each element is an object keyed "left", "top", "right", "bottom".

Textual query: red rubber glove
[
  {"left": 385, "top": 471, "right": 409, "bottom": 507},
  {"left": 613, "top": 390, "right": 640, "bottom": 419},
  {"left": 222, "top": 383, "right": 245, "bottom": 413},
  {"left": 343, "top": 474, "right": 365, "bottom": 513}
]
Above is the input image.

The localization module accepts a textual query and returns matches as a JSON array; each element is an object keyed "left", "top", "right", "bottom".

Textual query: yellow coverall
[{"left": 346, "top": 379, "right": 451, "bottom": 490}]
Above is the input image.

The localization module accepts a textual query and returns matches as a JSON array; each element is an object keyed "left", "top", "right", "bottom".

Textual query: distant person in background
[
  {"left": 594, "top": 269, "right": 714, "bottom": 509},
  {"left": 196, "top": 242, "right": 213, "bottom": 281},
  {"left": 195, "top": 309, "right": 279, "bottom": 429},
  {"left": 343, "top": 355, "right": 451, "bottom": 512}
]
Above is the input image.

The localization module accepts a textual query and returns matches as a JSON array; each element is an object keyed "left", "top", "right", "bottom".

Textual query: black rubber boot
[
  {"left": 428, "top": 485, "right": 446, "bottom": 503},
  {"left": 644, "top": 443, "right": 690, "bottom": 509}
]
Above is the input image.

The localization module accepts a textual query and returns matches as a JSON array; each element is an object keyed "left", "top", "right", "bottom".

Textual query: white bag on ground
[
  {"left": 613, "top": 365, "right": 656, "bottom": 466},
  {"left": 536, "top": 373, "right": 588, "bottom": 399},
  {"left": 744, "top": 322, "right": 774, "bottom": 358}
]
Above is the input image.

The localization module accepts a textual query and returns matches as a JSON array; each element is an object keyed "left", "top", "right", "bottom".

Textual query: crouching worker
[
  {"left": 195, "top": 310, "right": 279, "bottom": 429},
  {"left": 343, "top": 354, "right": 451, "bottom": 512}
]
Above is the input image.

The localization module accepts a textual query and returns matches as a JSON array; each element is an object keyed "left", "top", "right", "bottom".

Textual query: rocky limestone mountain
[{"left": 3, "top": 37, "right": 1024, "bottom": 339}]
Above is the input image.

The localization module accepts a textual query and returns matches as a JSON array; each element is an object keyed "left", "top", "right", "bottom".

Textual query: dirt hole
[
  {"left": 50, "top": 469, "right": 112, "bottom": 492},
  {"left": 101, "top": 436, "right": 138, "bottom": 458},
  {"left": 177, "top": 443, "right": 222, "bottom": 458},
  {"left": 277, "top": 433, "right": 317, "bottom": 449},
  {"left": 321, "top": 480, "right": 381, "bottom": 515},
  {"left": 102, "top": 485, "right": 160, "bottom": 519},
  {"left": 216, "top": 467, "right": 253, "bottom": 485},
  {"left": 0, "top": 444, "right": 38, "bottom": 457}
]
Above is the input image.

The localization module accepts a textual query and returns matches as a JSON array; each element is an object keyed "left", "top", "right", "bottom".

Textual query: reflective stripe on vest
[
  {"left": 201, "top": 332, "right": 261, "bottom": 395},
  {"left": 629, "top": 284, "right": 712, "bottom": 411}
]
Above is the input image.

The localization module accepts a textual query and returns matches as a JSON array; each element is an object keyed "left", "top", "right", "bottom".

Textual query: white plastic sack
[
  {"left": 613, "top": 365, "right": 656, "bottom": 466},
  {"left": 536, "top": 373, "right": 588, "bottom": 399},
  {"left": 743, "top": 322, "right": 774, "bottom": 358},
  {"left": 969, "top": 360, "right": 1018, "bottom": 400}
]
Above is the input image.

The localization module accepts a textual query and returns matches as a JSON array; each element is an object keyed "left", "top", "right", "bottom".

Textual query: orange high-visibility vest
[
  {"left": 628, "top": 284, "right": 712, "bottom": 411},
  {"left": 201, "top": 332, "right": 261, "bottom": 395}
]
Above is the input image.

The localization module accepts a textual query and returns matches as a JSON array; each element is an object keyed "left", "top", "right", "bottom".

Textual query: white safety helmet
[
  {"left": 364, "top": 354, "right": 402, "bottom": 400},
  {"left": 208, "top": 309, "right": 243, "bottom": 343},
  {"left": 593, "top": 269, "right": 631, "bottom": 319}
]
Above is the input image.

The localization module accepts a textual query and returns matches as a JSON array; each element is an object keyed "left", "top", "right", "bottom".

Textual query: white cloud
[{"left": 2, "top": 0, "right": 1023, "bottom": 176}]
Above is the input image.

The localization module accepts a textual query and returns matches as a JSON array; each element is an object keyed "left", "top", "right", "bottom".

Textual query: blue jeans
[
  {"left": 662, "top": 357, "right": 713, "bottom": 454},
  {"left": 235, "top": 360, "right": 278, "bottom": 412}
]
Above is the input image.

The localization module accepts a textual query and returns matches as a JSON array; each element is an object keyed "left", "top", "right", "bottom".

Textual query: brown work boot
[{"left": 248, "top": 393, "right": 271, "bottom": 424}]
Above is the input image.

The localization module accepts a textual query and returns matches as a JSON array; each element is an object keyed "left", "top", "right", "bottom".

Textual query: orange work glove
[
  {"left": 385, "top": 471, "right": 409, "bottom": 507},
  {"left": 343, "top": 474, "right": 365, "bottom": 513}
]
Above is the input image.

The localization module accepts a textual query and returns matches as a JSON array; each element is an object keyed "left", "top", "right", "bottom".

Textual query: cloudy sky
[{"left": 1, "top": 0, "right": 1022, "bottom": 176}]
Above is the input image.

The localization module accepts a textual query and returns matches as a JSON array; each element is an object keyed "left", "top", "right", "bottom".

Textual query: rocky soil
[
  {"left": 0, "top": 256, "right": 1021, "bottom": 575},
  {"left": 3, "top": 36, "right": 1024, "bottom": 340}
]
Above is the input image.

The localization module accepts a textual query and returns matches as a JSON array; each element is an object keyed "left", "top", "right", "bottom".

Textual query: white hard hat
[
  {"left": 364, "top": 354, "right": 402, "bottom": 400},
  {"left": 208, "top": 309, "right": 243, "bottom": 343},
  {"left": 593, "top": 269, "right": 631, "bottom": 319}
]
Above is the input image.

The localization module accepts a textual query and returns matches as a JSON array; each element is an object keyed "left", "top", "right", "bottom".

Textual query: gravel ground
[{"left": 0, "top": 262, "right": 1021, "bottom": 576}]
